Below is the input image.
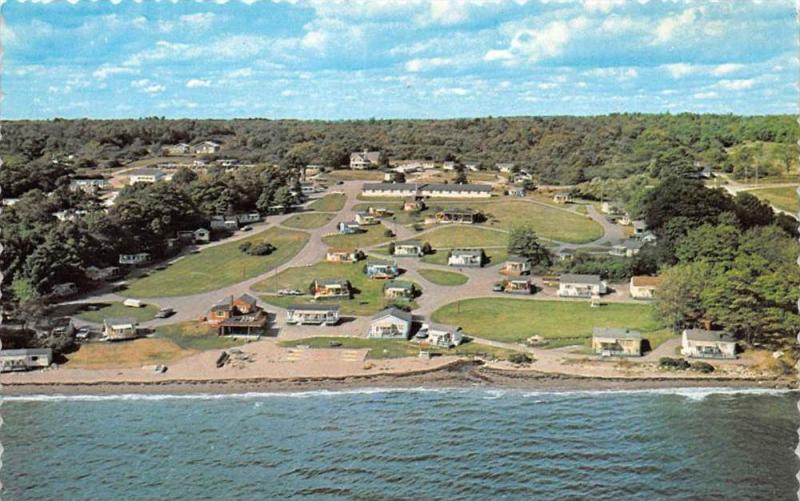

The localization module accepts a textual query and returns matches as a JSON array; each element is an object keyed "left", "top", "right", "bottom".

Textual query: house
[
  {"left": 235, "top": 212, "right": 262, "bottom": 224},
  {"left": 193, "top": 228, "right": 211, "bottom": 243},
  {"left": 218, "top": 158, "right": 241, "bottom": 168},
  {"left": 119, "top": 253, "right": 151, "bottom": 266},
  {"left": 632, "top": 220, "right": 647, "bottom": 235},
  {"left": 312, "top": 278, "right": 351, "bottom": 298},
  {"left": 206, "top": 296, "right": 235, "bottom": 326},
  {"left": 366, "top": 259, "right": 399, "bottom": 279},
  {"left": 592, "top": 328, "right": 642, "bottom": 357},
  {"left": 553, "top": 193, "right": 572, "bottom": 204},
  {"left": 448, "top": 249, "right": 485, "bottom": 268},
  {"left": 638, "top": 231, "right": 658, "bottom": 243},
  {"left": 362, "top": 183, "right": 422, "bottom": 198},
  {"left": 216, "top": 295, "right": 269, "bottom": 337},
  {"left": 503, "top": 278, "right": 532, "bottom": 294},
  {"left": 368, "top": 307, "right": 413, "bottom": 339},
  {"left": 610, "top": 239, "right": 644, "bottom": 257},
  {"left": 619, "top": 214, "right": 632, "bottom": 226},
  {"left": 508, "top": 186, "right": 526, "bottom": 197},
  {"left": 0, "top": 348, "right": 53, "bottom": 373},
  {"left": 630, "top": 276, "right": 661, "bottom": 299},
  {"left": 103, "top": 317, "right": 140, "bottom": 341},
  {"left": 368, "top": 206, "right": 392, "bottom": 217},
  {"left": 350, "top": 150, "right": 381, "bottom": 169},
  {"left": 128, "top": 168, "right": 166, "bottom": 184},
  {"left": 496, "top": 163, "right": 515, "bottom": 173},
  {"left": 556, "top": 248, "right": 575, "bottom": 261},
  {"left": 354, "top": 211, "right": 378, "bottom": 225},
  {"left": 51, "top": 282, "right": 78, "bottom": 297},
  {"left": 383, "top": 280, "right": 416, "bottom": 299},
  {"left": 512, "top": 172, "right": 533, "bottom": 184},
  {"left": 417, "top": 323, "right": 464, "bottom": 348},
  {"left": 194, "top": 141, "right": 221, "bottom": 155},
  {"left": 442, "top": 161, "right": 456, "bottom": 171},
  {"left": 500, "top": 256, "right": 531, "bottom": 276},
  {"left": 394, "top": 240, "right": 425, "bottom": 257},
  {"left": 600, "top": 201, "right": 621, "bottom": 214},
  {"left": 85, "top": 265, "right": 122, "bottom": 281},
  {"left": 164, "top": 143, "right": 192, "bottom": 156},
  {"left": 558, "top": 274, "right": 607, "bottom": 298},
  {"left": 69, "top": 177, "right": 111, "bottom": 193},
  {"left": 433, "top": 208, "right": 479, "bottom": 224},
  {"left": 326, "top": 248, "right": 361, "bottom": 263},
  {"left": 286, "top": 304, "right": 340, "bottom": 325},
  {"left": 465, "top": 163, "right": 479, "bottom": 172},
  {"left": 681, "top": 329, "right": 737, "bottom": 359},
  {"left": 210, "top": 216, "right": 239, "bottom": 231},
  {"left": 420, "top": 183, "right": 492, "bottom": 199},
  {"left": 337, "top": 221, "right": 362, "bottom": 234},
  {"left": 403, "top": 198, "right": 425, "bottom": 211}
]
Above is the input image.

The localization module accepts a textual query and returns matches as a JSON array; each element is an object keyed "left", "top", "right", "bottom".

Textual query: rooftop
[
  {"left": 0, "top": 348, "right": 53, "bottom": 357},
  {"left": 560, "top": 273, "right": 603, "bottom": 285},
  {"left": 592, "top": 327, "right": 642, "bottom": 339},
  {"left": 451, "top": 249, "right": 484, "bottom": 257},
  {"left": 684, "top": 329, "right": 736, "bottom": 343},
  {"left": 383, "top": 280, "right": 414, "bottom": 290},
  {"left": 372, "top": 307, "right": 413, "bottom": 322},
  {"left": 287, "top": 304, "right": 340, "bottom": 312},
  {"left": 128, "top": 167, "right": 165, "bottom": 177},
  {"left": 423, "top": 183, "right": 492, "bottom": 192},
  {"left": 631, "top": 276, "right": 661, "bottom": 287}
]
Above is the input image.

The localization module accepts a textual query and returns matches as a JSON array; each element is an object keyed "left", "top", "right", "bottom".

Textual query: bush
[
  {"left": 387, "top": 242, "right": 396, "bottom": 255},
  {"left": 508, "top": 353, "right": 533, "bottom": 365},
  {"left": 238, "top": 241, "right": 253, "bottom": 253},
  {"left": 659, "top": 357, "right": 690, "bottom": 370},
  {"left": 689, "top": 361, "right": 714, "bottom": 373},
  {"left": 384, "top": 229, "right": 395, "bottom": 237},
  {"left": 241, "top": 241, "right": 275, "bottom": 256},
  {"left": 421, "top": 242, "right": 432, "bottom": 255}
]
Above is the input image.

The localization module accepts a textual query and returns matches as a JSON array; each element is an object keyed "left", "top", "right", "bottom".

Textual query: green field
[
  {"left": 422, "top": 225, "right": 510, "bottom": 248},
  {"left": 324, "top": 170, "right": 385, "bottom": 181},
  {"left": 73, "top": 302, "right": 159, "bottom": 323},
  {"left": 322, "top": 224, "right": 394, "bottom": 249},
  {"left": 432, "top": 298, "right": 662, "bottom": 343},
  {"left": 281, "top": 212, "right": 335, "bottom": 229},
  {"left": 417, "top": 268, "right": 469, "bottom": 286},
  {"left": 476, "top": 200, "right": 602, "bottom": 243},
  {"left": 253, "top": 261, "right": 419, "bottom": 315},
  {"left": 309, "top": 193, "right": 346, "bottom": 211},
  {"left": 279, "top": 336, "right": 520, "bottom": 360},
  {"left": 748, "top": 185, "right": 799, "bottom": 213},
  {"left": 124, "top": 227, "right": 310, "bottom": 297},
  {"left": 155, "top": 321, "right": 246, "bottom": 351}
]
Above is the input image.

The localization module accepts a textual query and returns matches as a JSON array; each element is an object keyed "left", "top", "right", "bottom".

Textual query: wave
[{"left": 2, "top": 386, "right": 795, "bottom": 402}]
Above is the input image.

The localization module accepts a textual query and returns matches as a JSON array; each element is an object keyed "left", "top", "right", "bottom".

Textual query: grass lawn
[
  {"left": 309, "top": 193, "right": 346, "bottom": 212},
  {"left": 324, "top": 170, "right": 385, "bottom": 181},
  {"left": 420, "top": 248, "right": 507, "bottom": 266},
  {"left": 155, "top": 321, "right": 246, "bottom": 351},
  {"left": 476, "top": 200, "right": 602, "bottom": 243},
  {"left": 279, "top": 336, "right": 520, "bottom": 360},
  {"left": 64, "top": 338, "right": 193, "bottom": 369},
  {"left": 73, "top": 302, "right": 159, "bottom": 323},
  {"left": 281, "top": 212, "right": 335, "bottom": 229},
  {"left": 253, "top": 261, "right": 420, "bottom": 316},
  {"left": 417, "top": 268, "right": 469, "bottom": 286},
  {"left": 322, "top": 224, "right": 394, "bottom": 249},
  {"left": 748, "top": 185, "right": 799, "bottom": 213},
  {"left": 422, "top": 225, "right": 510, "bottom": 248},
  {"left": 124, "top": 227, "right": 310, "bottom": 298},
  {"left": 431, "top": 298, "right": 662, "bottom": 343}
]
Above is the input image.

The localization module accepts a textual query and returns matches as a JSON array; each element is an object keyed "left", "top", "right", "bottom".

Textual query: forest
[{"left": 1, "top": 114, "right": 797, "bottom": 187}]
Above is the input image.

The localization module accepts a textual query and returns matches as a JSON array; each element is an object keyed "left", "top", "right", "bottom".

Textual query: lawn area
[
  {"left": 64, "top": 338, "right": 193, "bottom": 369},
  {"left": 322, "top": 224, "right": 393, "bottom": 249},
  {"left": 253, "top": 261, "right": 420, "bottom": 315},
  {"left": 281, "top": 212, "right": 334, "bottom": 229},
  {"left": 748, "top": 185, "right": 798, "bottom": 213},
  {"left": 420, "top": 249, "right": 507, "bottom": 266},
  {"left": 422, "top": 225, "right": 510, "bottom": 248},
  {"left": 279, "top": 336, "right": 521, "bottom": 360},
  {"left": 432, "top": 298, "right": 662, "bottom": 343},
  {"left": 471, "top": 200, "right": 602, "bottom": 243},
  {"left": 124, "top": 227, "right": 310, "bottom": 298},
  {"left": 73, "top": 302, "right": 159, "bottom": 323},
  {"left": 324, "top": 170, "right": 385, "bottom": 181},
  {"left": 309, "top": 193, "right": 346, "bottom": 211},
  {"left": 417, "top": 268, "right": 469, "bottom": 286},
  {"left": 155, "top": 321, "right": 246, "bottom": 351}
]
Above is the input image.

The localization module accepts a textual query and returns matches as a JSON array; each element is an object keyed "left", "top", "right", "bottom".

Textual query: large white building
[
  {"left": 350, "top": 150, "right": 381, "bottom": 169},
  {"left": 558, "top": 274, "right": 607, "bottom": 298},
  {"left": 128, "top": 168, "right": 166, "bottom": 184},
  {"left": 362, "top": 182, "right": 492, "bottom": 199}
]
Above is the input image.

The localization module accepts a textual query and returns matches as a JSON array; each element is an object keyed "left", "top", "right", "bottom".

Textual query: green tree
[{"left": 507, "top": 226, "right": 551, "bottom": 266}]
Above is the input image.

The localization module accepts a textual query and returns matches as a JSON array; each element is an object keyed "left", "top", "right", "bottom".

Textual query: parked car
[
  {"left": 277, "top": 288, "right": 303, "bottom": 296},
  {"left": 155, "top": 307, "right": 174, "bottom": 318},
  {"left": 242, "top": 226, "right": 253, "bottom": 232},
  {"left": 492, "top": 282, "right": 504, "bottom": 292}
]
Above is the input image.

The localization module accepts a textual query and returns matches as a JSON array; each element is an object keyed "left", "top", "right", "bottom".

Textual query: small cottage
[
  {"left": 368, "top": 307, "right": 413, "bottom": 339},
  {"left": 119, "top": 253, "right": 151, "bottom": 266},
  {"left": 500, "top": 256, "right": 531, "bottom": 276},
  {"left": 592, "top": 328, "right": 642, "bottom": 356},
  {"left": 448, "top": 249, "right": 485, "bottom": 268},
  {"left": 326, "top": 248, "right": 361, "bottom": 263},
  {"left": 103, "top": 317, "right": 140, "bottom": 341},
  {"left": 403, "top": 198, "right": 425, "bottom": 212},
  {"left": 128, "top": 168, "right": 166, "bottom": 184},
  {"left": 558, "top": 274, "right": 607, "bottom": 298},
  {"left": 394, "top": 240, "right": 425, "bottom": 257},
  {"left": 553, "top": 192, "right": 573, "bottom": 204},
  {"left": 194, "top": 140, "right": 221, "bottom": 155},
  {"left": 417, "top": 323, "right": 464, "bottom": 348},
  {"left": 508, "top": 186, "right": 526, "bottom": 197},
  {"left": 0, "top": 348, "right": 53, "bottom": 373},
  {"left": 286, "top": 304, "right": 340, "bottom": 325},
  {"left": 610, "top": 239, "right": 644, "bottom": 257},
  {"left": 383, "top": 280, "right": 416, "bottom": 299},
  {"left": 366, "top": 259, "right": 399, "bottom": 279},
  {"left": 433, "top": 208, "right": 479, "bottom": 224},
  {"left": 681, "top": 329, "right": 736, "bottom": 359},
  {"left": 312, "top": 278, "right": 351, "bottom": 299},
  {"left": 630, "top": 276, "right": 661, "bottom": 300},
  {"left": 337, "top": 221, "right": 362, "bottom": 234},
  {"left": 503, "top": 278, "right": 532, "bottom": 294},
  {"left": 354, "top": 211, "right": 378, "bottom": 225},
  {"left": 350, "top": 150, "right": 381, "bottom": 170}
]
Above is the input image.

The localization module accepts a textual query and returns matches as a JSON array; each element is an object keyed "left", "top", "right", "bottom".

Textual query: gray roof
[
  {"left": 383, "top": 280, "right": 414, "bottom": 290},
  {"left": 560, "top": 274, "right": 603, "bottom": 285},
  {"left": 427, "top": 323, "right": 462, "bottom": 334},
  {"left": 316, "top": 278, "right": 349, "bottom": 287},
  {"left": 0, "top": 348, "right": 52, "bottom": 357},
  {"left": 397, "top": 240, "right": 423, "bottom": 247},
  {"left": 424, "top": 183, "right": 491, "bottom": 193},
  {"left": 623, "top": 239, "right": 644, "bottom": 249},
  {"left": 593, "top": 327, "right": 642, "bottom": 339},
  {"left": 684, "top": 329, "right": 736, "bottom": 343},
  {"left": 363, "top": 183, "right": 420, "bottom": 191},
  {"left": 506, "top": 255, "right": 530, "bottom": 264},
  {"left": 237, "top": 293, "right": 258, "bottom": 306},
  {"left": 288, "top": 304, "right": 340, "bottom": 312},
  {"left": 438, "top": 207, "right": 477, "bottom": 215},
  {"left": 451, "top": 249, "right": 484, "bottom": 257},
  {"left": 372, "top": 307, "right": 413, "bottom": 322},
  {"left": 367, "top": 259, "right": 395, "bottom": 266},
  {"left": 128, "top": 168, "right": 164, "bottom": 177}
]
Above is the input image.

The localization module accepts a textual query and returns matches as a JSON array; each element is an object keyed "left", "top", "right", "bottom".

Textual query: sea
[{"left": 0, "top": 387, "right": 797, "bottom": 501}]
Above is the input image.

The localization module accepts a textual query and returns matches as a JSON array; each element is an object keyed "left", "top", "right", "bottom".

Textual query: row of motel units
[
  {"left": 558, "top": 274, "right": 608, "bottom": 298},
  {"left": 362, "top": 183, "right": 492, "bottom": 199},
  {"left": 394, "top": 240, "right": 425, "bottom": 257},
  {"left": 286, "top": 304, "right": 341, "bottom": 325},
  {"left": 326, "top": 248, "right": 362, "bottom": 263},
  {"left": 0, "top": 348, "right": 53, "bottom": 372},
  {"left": 448, "top": 249, "right": 486, "bottom": 268},
  {"left": 206, "top": 294, "right": 269, "bottom": 336}
]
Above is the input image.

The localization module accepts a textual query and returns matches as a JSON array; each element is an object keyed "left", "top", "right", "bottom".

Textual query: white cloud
[
  {"left": 583, "top": 0, "right": 626, "bottom": 14},
  {"left": 93, "top": 65, "right": 137, "bottom": 80},
  {"left": 583, "top": 67, "right": 638, "bottom": 80},
  {"left": 301, "top": 30, "right": 328, "bottom": 51},
  {"left": 662, "top": 63, "right": 694, "bottom": 79},
  {"left": 131, "top": 79, "right": 166, "bottom": 94},
  {"left": 225, "top": 67, "right": 254, "bottom": 78},
  {"left": 654, "top": 8, "right": 699, "bottom": 44},
  {"left": 489, "top": 17, "right": 589, "bottom": 64},
  {"left": 483, "top": 49, "right": 513, "bottom": 62},
  {"left": 404, "top": 57, "right": 454, "bottom": 72},
  {"left": 717, "top": 79, "right": 755, "bottom": 90},
  {"left": 693, "top": 91, "right": 719, "bottom": 99},
  {"left": 186, "top": 79, "right": 212, "bottom": 88},
  {"left": 180, "top": 13, "right": 217, "bottom": 30},
  {"left": 433, "top": 87, "right": 469, "bottom": 96},
  {"left": 599, "top": 15, "right": 638, "bottom": 33},
  {"left": 281, "top": 90, "right": 298, "bottom": 97},
  {"left": 711, "top": 63, "right": 745, "bottom": 76}
]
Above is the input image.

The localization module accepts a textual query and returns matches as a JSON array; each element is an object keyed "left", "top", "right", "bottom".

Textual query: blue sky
[{"left": 2, "top": 0, "right": 797, "bottom": 119}]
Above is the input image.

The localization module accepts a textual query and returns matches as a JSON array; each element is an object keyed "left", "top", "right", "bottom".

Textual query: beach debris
[
  {"left": 216, "top": 351, "right": 230, "bottom": 368},
  {"left": 154, "top": 365, "right": 167, "bottom": 374}
]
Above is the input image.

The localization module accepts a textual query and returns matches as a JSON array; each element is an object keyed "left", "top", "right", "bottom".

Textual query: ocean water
[{"left": 1, "top": 387, "right": 797, "bottom": 501}]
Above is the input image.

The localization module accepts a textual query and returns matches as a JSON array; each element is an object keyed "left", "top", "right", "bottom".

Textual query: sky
[{"left": 1, "top": 0, "right": 797, "bottom": 119}]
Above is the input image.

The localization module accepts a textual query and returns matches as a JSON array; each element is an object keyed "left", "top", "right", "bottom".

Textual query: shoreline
[{"left": 3, "top": 363, "right": 795, "bottom": 396}]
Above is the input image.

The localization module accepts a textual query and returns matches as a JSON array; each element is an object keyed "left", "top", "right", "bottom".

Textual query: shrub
[
  {"left": 384, "top": 229, "right": 395, "bottom": 237},
  {"left": 421, "top": 242, "right": 432, "bottom": 255},
  {"left": 387, "top": 242, "right": 396, "bottom": 255},
  {"left": 659, "top": 357, "right": 690, "bottom": 370},
  {"left": 508, "top": 353, "right": 533, "bottom": 365},
  {"left": 241, "top": 241, "right": 275, "bottom": 256},
  {"left": 690, "top": 361, "right": 714, "bottom": 373},
  {"left": 238, "top": 241, "right": 252, "bottom": 253}
]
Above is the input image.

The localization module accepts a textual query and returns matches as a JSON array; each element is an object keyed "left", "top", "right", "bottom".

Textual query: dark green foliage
[
  {"left": 659, "top": 357, "right": 690, "bottom": 370},
  {"left": 689, "top": 361, "right": 714, "bottom": 373},
  {"left": 248, "top": 242, "right": 276, "bottom": 256},
  {"left": 508, "top": 226, "right": 551, "bottom": 266},
  {"left": 508, "top": 353, "right": 533, "bottom": 365}
]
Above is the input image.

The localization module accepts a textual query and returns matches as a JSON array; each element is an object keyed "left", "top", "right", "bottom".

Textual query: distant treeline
[{"left": 2, "top": 114, "right": 796, "bottom": 184}]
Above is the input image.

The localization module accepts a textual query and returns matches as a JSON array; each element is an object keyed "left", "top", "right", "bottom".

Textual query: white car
[{"left": 277, "top": 288, "right": 303, "bottom": 296}]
